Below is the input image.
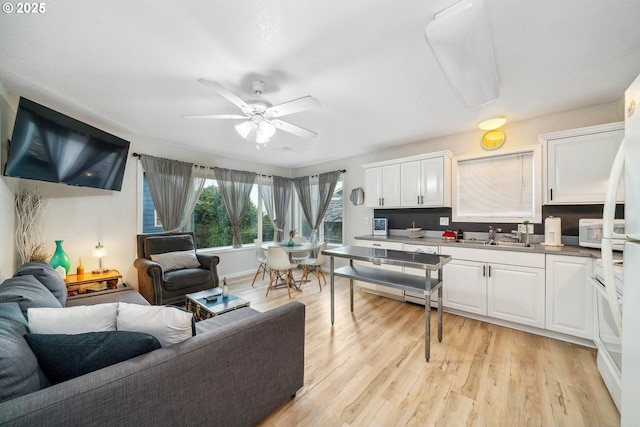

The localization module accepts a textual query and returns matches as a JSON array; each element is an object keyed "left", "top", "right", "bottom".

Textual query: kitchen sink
[
  {"left": 457, "top": 239, "right": 532, "bottom": 249},
  {"left": 491, "top": 241, "right": 532, "bottom": 248}
]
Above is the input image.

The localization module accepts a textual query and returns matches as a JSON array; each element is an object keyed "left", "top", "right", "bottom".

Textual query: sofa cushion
[
  {"left": 24, "top": 331, "right": 161, "bottom": 384},
  {"left": 28, "top": 303, "right": 118, "bottom": 334},
  {"left": 117, "top": 303, "right": 194, "bottom": 347},
  {"left": 163, "top": 268, "right": 212, "bottom": 291},
  {"left": 144, "top": 234, "right": 195, "bottom": 258},
  {"left": 0, "top": 302, "right": 41, "bottom": 403},
  {"left": 150, "top": 250, "right": 200, "bottom": 272},
  {"left": 0, "top": 275, "right": 62, "bottom": 316},
  {"left": 13, "top": 262, "right": 67, "bottom": 306}
]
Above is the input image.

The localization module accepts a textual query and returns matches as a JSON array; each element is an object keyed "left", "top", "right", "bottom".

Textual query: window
[
  {"left": 296, "top": 179, "right": 343, "bottom": 244},
  {"left": 142, "top": 175, "right": 263, "bottom": 248},
  {"left": 453, "top": 146, "right": 541, "bottom": 223}
]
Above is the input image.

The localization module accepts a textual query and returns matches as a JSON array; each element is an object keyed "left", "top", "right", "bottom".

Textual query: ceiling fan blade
[
  {"left": 272, "top": 119, "right": 318, "bottom": 139},
  {"left": 266, "top": 96, "right": 320, "bottom": 118},
  {"left": 197, "top": 79, "right": 248, "bottom": 111},
  {"left": 182, "top": 114, "right": 246, "bottom": 120}
]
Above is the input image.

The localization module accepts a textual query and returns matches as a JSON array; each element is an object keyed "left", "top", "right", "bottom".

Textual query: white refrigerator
[{"left": 602, "top": 72, "right": 640, "bottom": 426}]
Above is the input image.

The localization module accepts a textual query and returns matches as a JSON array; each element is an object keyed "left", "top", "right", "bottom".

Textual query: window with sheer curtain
[{"left": 453, "top": 147, "right": 541, "bottom": 223}]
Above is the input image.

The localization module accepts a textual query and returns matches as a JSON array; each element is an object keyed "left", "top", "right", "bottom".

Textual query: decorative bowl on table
[{"left": 407, "top": 228, "right": 423, "bottom": 238}]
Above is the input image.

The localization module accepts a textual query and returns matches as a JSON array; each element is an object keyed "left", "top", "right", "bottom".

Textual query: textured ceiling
[{"left": 1, "top": 0, "right": 639, "bottom": 168}]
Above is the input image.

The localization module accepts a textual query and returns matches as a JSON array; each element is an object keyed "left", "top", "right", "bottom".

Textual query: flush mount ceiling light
[
  {"left": 478, "top": 116, "right": 506, "bottom": 130},
  {"left": 425, "top": 0, "right": 499, "bottom": 107}
]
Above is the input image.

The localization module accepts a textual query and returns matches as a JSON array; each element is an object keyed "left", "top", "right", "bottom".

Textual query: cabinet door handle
[
  {"left": 488, "top": 265, "right": 492, "bottom": 277},
  {"left": 417, "top": 195, "right": 420, "bottom": 204},
  {"left": 381, "top": 197, "right": 384, "bottom": 206},
  {"left": 373, "top": 243, "right": 381, "bottom": 247},
  {"left": 421, "top": 195, "right": 424, "bottom": 204},
  {"left": 550, "top": 188, "right": 553, "bottom": 201},
  {"left": 379, "top": 198, "right": 382, "bottom": 206},
  {"left": 483, "top": 265, "right": 486, "bottom": 277}
]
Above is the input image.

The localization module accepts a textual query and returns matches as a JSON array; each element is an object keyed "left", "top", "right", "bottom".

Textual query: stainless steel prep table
[{"left": 322, "top": 245, "right": 451, "bottom": 362}]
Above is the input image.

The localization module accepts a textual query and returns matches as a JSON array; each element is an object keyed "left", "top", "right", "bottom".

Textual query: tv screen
[{"left": 3, "top": 97, "right": 130, "bottom": 191}]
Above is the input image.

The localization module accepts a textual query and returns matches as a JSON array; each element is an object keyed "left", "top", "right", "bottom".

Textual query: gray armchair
[{"left": 134, "top": 232, "right": 220, "bottom": 305}]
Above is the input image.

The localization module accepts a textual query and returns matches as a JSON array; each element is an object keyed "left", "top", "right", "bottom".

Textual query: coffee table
[{"left": 185, "top": 288, "right": 250, "bottom": 322}]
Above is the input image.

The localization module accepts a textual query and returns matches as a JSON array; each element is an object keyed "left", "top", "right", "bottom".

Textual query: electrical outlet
[
  {"left": 364, "top": 217, "right": 370, "bottom": 225},
  {"left": 518, "top": 223, "right": 534, "bottom": 233},
  {"left": 440, "top": 217, "right": 449, "bottom": 226}
]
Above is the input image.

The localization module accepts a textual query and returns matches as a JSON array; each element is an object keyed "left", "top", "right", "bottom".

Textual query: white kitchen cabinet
[
  {"left": 354, "top": 240, "right": 404, "bottom": 298},
  {"left": 441, "top": 258, "right": 487, "bottom": 315},
  {"left": 545, "top": 255, "right": 593, "bottom": 339},
  {"left": 403, "top": 244, "right": 439, "bottom": 305},
  {"left": 400, "top": 155, "right": 451, "bottom": 207},
  {"left": 439, "top": 246, "right": 546, "bottom": 327},
  {"left": 542, "top": 122, "right": 624, "bottom": 204},
  {"left": 364, "top": 164, "right": 401, "bottom": 208},
  {"left": 487, "top": 263, "right": 545, "bottom": 328}
]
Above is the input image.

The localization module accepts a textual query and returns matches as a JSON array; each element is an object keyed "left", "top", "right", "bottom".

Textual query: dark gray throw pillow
[
  {"left": 0, "top": 302, "right": 41, "bottom": 403},
  {"left": 14, "top": 262, "right": 67, "bottom": 306},
  {"left": 0, "top": 275, "right": 62, "bottom": 316},
  {"left": 24, "top": 331, "right": 161, "bottom": 384}
]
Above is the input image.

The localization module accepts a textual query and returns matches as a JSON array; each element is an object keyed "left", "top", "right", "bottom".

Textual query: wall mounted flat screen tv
[{"left": 3, "top": 97, "right": 130, "bottom": 191}]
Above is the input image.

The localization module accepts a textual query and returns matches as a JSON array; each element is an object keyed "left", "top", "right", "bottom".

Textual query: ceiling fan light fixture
[
  {"left": 425, "top": 0, "right": 499, "bottom": 107},
  {"left": 259, "top": 121, "right": 276, "bottom": 138},
  {"left": 478, "top": 116, "right": 506, "bottom": 130},
  {"left": 235, "top": 121, "right": 254, "bottom": 139}
]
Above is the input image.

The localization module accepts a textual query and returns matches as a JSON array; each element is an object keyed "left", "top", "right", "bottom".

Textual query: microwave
[{"left": 579, "top": 219, "right": 625, "bottom": 251}]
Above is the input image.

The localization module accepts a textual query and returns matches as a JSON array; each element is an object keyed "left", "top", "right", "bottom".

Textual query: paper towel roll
[{"left": 544, "top": 216, "right": 563, "bottom": 246}]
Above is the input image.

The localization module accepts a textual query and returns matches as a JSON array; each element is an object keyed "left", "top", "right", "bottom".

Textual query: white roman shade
[{"left": 454, "top": 146, "right": 541, "bottom": 223}]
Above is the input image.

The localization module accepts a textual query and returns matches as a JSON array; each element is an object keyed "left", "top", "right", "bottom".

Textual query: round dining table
[{"left": 261, "top": 241, "right": 323, "bottom": 288}]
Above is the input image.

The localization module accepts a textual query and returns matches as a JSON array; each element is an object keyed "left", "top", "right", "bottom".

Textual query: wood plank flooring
[{"left": 225, "top": 270, "right": 620, "bottom": 427}]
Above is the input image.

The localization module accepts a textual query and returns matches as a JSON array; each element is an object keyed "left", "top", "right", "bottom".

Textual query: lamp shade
[
  {"left": 425, "top": 0, "right": 499, "bottom": 107},
  {"left": 92, "top": 242, "right": 107, "bottom": 258}
]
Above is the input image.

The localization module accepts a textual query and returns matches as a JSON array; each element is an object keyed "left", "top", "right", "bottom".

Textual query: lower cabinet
[
  {"left": 354, "top": 240, "right": 404, "bottom": 298},
  {"left": 439, "top": 246, "right": 546, "bottom": 328},
  {"left": 441, "top": 259, "right": 487, "bottom": 315},
  {"left": 545, "top": 254, "right": 593, "bottom": 339},
  {"left": 487, "top": 263, "right": 545, "bottom": 328}
]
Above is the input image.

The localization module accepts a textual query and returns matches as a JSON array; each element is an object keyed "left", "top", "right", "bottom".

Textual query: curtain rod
[{"left": 133, "top": 153, "right": 346, "bottom": 176}]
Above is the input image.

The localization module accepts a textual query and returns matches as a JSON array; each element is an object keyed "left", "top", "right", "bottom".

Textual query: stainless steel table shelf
[{"left": 323, "top": 245, "right": 451, "bottom": 362}]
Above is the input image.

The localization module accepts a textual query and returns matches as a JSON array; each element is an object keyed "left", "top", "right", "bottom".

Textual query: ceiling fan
[{"left": 183, "top": 79, "right": 320, "bottom": 146}]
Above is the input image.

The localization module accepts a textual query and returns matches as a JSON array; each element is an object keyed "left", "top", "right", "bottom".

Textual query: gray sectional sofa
[{"left": 0, "top": 263, "right": 305, "bottom": 427}]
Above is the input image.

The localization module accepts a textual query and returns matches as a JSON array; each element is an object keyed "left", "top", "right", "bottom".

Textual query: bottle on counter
[
  {"left": 76, "top": 258, "right": 85, "bottom": 276},
  {"left": 457, "top": 228, "right": 464, "bottom": 241}
]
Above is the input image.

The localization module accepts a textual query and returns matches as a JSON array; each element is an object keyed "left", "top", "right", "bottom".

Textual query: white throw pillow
[
  {"left": 116, "top": 303, "right": 193, "bottom": 347},
  {"left": 27, "top": 303, "right": 118, "bottom": 334},
  {"left": 150, "top": 250, "right": 200, "bottom": 271}
]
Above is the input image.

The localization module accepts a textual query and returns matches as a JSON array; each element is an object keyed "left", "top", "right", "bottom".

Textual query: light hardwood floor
[{"left": 226, "top": 270, "right": 620, "bottom": 427}]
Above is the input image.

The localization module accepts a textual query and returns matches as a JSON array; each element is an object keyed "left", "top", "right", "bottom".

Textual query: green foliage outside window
[{"left": 193, "top": 186, "right": 269, "bottom": 248}]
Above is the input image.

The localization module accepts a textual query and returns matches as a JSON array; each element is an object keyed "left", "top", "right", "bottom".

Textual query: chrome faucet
[{"left": 488, "top": 226, "right": 496, "bottom": 242}]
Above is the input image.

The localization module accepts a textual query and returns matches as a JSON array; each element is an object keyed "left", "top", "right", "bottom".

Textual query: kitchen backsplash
[{"left": 374, "top": 204, "right": 624, "bottom": 236}]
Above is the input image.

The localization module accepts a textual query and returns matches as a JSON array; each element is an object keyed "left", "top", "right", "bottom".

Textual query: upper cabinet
[
  {"left": 400, "top": 156, "right": 452, "bottom": 207},
  {"left": 364, "top": 163, "right": 401, "bottom": 208},
  {"left": 363, "top": 151, "right": 452, "bottom": 209},
  {"left": 541, "top": 122, "right": 624, "bottom": 204}
]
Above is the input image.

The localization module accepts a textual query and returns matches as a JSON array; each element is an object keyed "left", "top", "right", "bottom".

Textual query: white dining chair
[
  {"left": 251, "top": 239, "right": 268, "bottom": 287},
  {"left": 291, "top": 236, "right": 311, "bottom": 265},
  {"left": 300, "top": 242, "right": 328, "bottom": 291},
  {"left": 266, "top": 246, "right": 297, "bottom": 298}
]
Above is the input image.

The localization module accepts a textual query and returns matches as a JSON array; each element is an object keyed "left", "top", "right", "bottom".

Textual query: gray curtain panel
[
  {"left": 140, "top": 155, "right": 194, "bottom": 232},
  {"left": 273, "top": 176, "right": 292, "bottom": 242},
  {"left": 259, "top": 175, "right": 292, "bottom": 243},
  {"left": 294, "top": 170, "right": 341, "bottom": 243},
  {"left": 214, "top": 167, "right": 257, "bottom": 248}
]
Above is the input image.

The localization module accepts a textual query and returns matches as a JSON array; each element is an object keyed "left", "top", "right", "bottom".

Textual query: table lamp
[{"left": 92, "top": 242, "right": 108, "bottom": 274}]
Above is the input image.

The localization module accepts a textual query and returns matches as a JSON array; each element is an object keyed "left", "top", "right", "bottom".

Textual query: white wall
[
  {"left": 0, "top": 82, "right": 16, "bottom": 281},
  {"left": 0, "top": 94, "right": 623, "bottom": 287},
  {"left": 295, "top": 100, "right": 624, "bottom": 248}
]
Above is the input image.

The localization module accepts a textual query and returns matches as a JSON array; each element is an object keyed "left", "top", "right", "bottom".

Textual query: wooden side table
[{"left": 64, "top": 269, "right": 123, "bottom": 298}]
